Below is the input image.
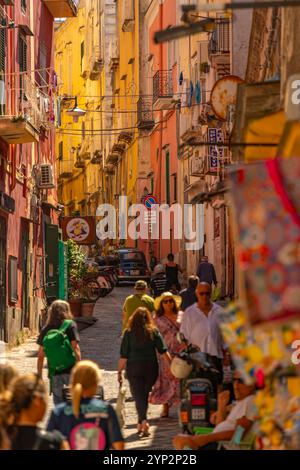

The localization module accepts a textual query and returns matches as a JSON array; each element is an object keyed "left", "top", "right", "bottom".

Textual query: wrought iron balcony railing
[
  {"left": 208, "top": 21, "right": 230, "bottom": 55},
  {"left": 153, "top": 70, "right": 173, "bottom": 105},
  {"left": 137, "top": 98, "right": 154, "bottom": 130}
]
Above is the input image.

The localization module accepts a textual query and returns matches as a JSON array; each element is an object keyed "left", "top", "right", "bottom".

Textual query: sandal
[{"left": 140, "top": 421, "right": 150, "bottom": 437}]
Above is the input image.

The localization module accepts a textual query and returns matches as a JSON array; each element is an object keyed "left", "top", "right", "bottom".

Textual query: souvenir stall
[{"left": 220, "top": 156, "right": 300, "bottom": 450}]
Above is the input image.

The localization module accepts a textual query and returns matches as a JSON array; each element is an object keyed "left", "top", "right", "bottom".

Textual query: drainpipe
[{"left": 158, "top": 0, "right": 163, "bottom": 261}]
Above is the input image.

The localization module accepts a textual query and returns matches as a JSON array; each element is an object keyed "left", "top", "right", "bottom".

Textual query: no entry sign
[{"left": 144, "top": 195, "right": 158, "bottom": 210}]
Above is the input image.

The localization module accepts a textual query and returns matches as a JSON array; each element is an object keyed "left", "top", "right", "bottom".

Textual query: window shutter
[
  {"left": 19, "top": 36, "right": 28, "bottom": 72},
  {"left": 0, "top": 15, "right": 7, "bottom": 74}
]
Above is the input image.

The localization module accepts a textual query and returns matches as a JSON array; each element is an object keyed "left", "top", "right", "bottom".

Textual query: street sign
[
  {"left": 144, "top": 195, "right": 158, "bottom": 210},
  {"left": 207, "top": 128, "right": 225, "bottom": 173}
]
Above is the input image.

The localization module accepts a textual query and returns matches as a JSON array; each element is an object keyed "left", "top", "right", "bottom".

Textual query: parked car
[{"left": 117, "top": 248, "right": 151, "bottom": 284}]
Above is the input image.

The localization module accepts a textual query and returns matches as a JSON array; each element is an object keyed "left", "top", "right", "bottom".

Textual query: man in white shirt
[
  {"left": 180, "top": 282, "right": 224, "bottom": 380},
  {"left": 173, "top": 372, "right": 256, "bottom": 450}
]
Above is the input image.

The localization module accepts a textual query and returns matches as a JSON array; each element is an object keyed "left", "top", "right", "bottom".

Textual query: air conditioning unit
[{"left": 37, "top": 164, "right": 55, "bottom": 189}]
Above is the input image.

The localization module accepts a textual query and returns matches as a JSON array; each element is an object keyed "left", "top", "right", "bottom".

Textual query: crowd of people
[{"left": 0, "top": 254, "right": 258, "bottom": 451}]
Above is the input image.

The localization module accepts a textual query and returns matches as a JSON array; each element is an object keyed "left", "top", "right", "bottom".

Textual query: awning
[
  {"left": 243, "top": 111, "right": 286, "bottom": 162},
  {"left": 277, "top": 121, "right": 300, "bottom": 158},
  {"left": 231, "top": 81, "right": 281, "bottom": 162}
]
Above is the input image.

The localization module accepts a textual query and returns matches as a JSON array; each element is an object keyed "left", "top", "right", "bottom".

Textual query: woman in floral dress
[{"left": 149, "top": 292, "right": 183, "bottom": 418}]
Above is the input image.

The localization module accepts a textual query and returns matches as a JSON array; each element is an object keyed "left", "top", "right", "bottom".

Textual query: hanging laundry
[
  {"left": 179, "top": 71, "right": 184, "bottom": 86},
  {"left": 195, "top": 81, "right": 201, "bottom": 105},
  {"left": 188, "top": 81, "right": 194, "bottom": 108}
]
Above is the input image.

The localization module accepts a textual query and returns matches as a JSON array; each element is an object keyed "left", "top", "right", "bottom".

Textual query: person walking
[
  {"left": 37, "top": 300, "right": 81, "bottom": 405},
  {"left": 118, "top": 307, "right": 171, "bottom": 437},
  {"left": 47, "top": 361, "right": 124, "bottom": 450},
  {"left": 149, "top": 255, "right": 158, "bottom": 272},
  {"left": 165, "top": 254, "right": 182, "bottom": 291},
  {"left": 149, "top": 292, "right": 183, "bottom": 418},
  {"left": 196, "top": 256, "right": 218, "bottom": 287},
  {"left": 179, "top": 275, "right": 199, "bottom": 311},
  {"left": 180, "top": 282, "right": 225, "bottom": 382},
  {"left": 150, "top": 264, "right": 168, "bottom": 298},
  {"left": 1, "top": 373, "right": 69, "bottom": 450},
  {"left": 122, "top": 280, "right": 154, "bottom": 331}
]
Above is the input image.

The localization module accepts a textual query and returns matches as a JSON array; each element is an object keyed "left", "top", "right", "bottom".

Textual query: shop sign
[
  {"left": 61, "top": 216, "right": 96, "bottom": 245},
  {"left": 207, "top": 128, "right": 225, "bottom": 173}
]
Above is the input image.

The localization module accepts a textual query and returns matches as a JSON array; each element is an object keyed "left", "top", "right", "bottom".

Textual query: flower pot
[
  {"left": 69, "top": 300, "right": 82, "bottom": 318},
  {"left": 81, "top": 303, "right": 95, "bottom": 318}
]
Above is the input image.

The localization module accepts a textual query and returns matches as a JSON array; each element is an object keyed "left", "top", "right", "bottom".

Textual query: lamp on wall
[{"left": 66, "top": 97, "right": 86, "bottom": 123}]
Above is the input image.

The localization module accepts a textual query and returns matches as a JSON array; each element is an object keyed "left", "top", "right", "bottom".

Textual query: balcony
[
  {"left": 0, "top": 74, "right": 51, "bottom": 144},
  {"left": 91, "top": 150, "right": 102, "bottom": 164},
  {"left": 103, "top": 163, "right": 115, "bottom": 175},
  {"left": 153, "top": 70, "right": 174, "bottom": 110},
  {"left": 122, "top": 0, "right": 135, "bottom": 32},
  {"left": 137, "top": 98, "right": 155, "bottom": 131},
  {"left": 74, "top": 157, "right": 85, "bottom": 169},
  {"left": 58, "top": 156, "right": 73, "bottom": 179},
  {"left": 42, "top": 0, "right": 78, "bottom": 18},
  {"left": 118, "top": 131, "right": 134, "bottom": 145},
  {"left": 79, "top": 138, "right": 91, "bottom": 160},
  {"left": 181, "top": 126, "right": 202, "bottom": 146},
  {"left": 89, "top": 46, "right": 104, "bottom": 81},
  {"left": 208, "top": 21, "right": 230, "bottom": 75},
  {"left": 109, "top": 39, "right": 120, "bottom": 71},
  {"left": 106, "top": 143, "right": 124, "bottom": 165}
]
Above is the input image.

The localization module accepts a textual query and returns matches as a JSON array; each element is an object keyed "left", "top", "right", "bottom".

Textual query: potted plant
[
  {"left": 66, "top": 239, "right": 87, "bottom": 317},
  {"left": 81, "top": 301, "right": 95, "bottom": 318}
]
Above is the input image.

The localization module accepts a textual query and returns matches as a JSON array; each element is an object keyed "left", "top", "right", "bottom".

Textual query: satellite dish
[{"left": 210, "top": 75, "right": 244, "bottom": 121}]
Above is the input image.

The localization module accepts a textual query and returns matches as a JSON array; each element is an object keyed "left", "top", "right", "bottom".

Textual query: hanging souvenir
[{"left": 229, "top": 157, "right": 300, "bottom": 326}]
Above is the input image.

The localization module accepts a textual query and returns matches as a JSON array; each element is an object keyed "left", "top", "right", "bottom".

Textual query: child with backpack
[
  {"left": 47, "top": 361, "right": 124, "bottom": 450},
  {"left": 37, "top": 300, "right": 81, "bottom": 405}
]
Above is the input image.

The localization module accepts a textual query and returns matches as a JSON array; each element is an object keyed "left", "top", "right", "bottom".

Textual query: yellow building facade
[{"left": 55, "top": 0, "right": 115, "bottom": 219}]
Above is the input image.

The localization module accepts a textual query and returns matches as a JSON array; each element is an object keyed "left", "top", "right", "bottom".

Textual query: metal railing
[
  {"left": 153, "top": 70, "right": 173, "bottom": 104},
  {"left": 208, "top": 21, "right": 230, "bottom": 55},
  {"left": 0, "top": 72, "right": 52, "bottom": 131},
  {"left": 137, "top": 98, "right": 154, "bottom": 127}
]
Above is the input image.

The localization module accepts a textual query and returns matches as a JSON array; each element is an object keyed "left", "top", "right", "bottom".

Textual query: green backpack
[{"left": 43, "top": 320, "right": 76, "bottom": 377}]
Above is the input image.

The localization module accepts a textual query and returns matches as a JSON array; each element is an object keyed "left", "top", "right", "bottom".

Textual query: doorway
[
  {"left": 0, "top": 217, "right": 6, "bottom": 341},
  {"left": 21, "top": 226, "right": 30, "bottom": 328}
]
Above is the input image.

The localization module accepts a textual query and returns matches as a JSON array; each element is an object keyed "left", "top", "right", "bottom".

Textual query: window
[
  {"left": 9, "top": 256, "right": 18, "bottom": 304},
  {"left": 80, "top": 41, "right": 84, "bottom": 74},
  {"left": 39, "top": 44, "right": 47, "bottom": 86},
  {"left": 173, "top": 173, "right": 177, "bottom": 202},
  {"left": 19, "top": 35, "right": 27, "bottom": 72},
  {"left": 150, "top": 177, "right": 154, "bottom": 194},
  {"left": 82, "top": 122, "right": 85, "bottom": 139},
  {"left": 0, "top": 12, "right": 7, "bottom": 115},
  {"left": 58, "top": 141, "right": 63, "bottom": 160},
  {"left": 21, "top": 0, "right": 27, "bottom": 13},
  {"left": 19, "top": 35, "right": 27, "bottom": 98},
  {"left": 165, "top": 150, "right": 170, "bottom": 205}
]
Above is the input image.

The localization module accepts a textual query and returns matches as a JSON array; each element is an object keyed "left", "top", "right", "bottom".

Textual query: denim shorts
[{"left": 51, "top": 373, "right": 71, "bottom": 405}]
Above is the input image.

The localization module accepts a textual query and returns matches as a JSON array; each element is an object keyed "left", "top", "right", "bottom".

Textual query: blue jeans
[{"left": 51, "top": 373, "right": 70, "bottom": 405}]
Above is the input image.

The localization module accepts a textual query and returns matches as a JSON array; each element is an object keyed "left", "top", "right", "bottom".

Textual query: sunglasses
[
  {"left": 233, "top": 378, "right": 244, "bottom": 384},
  {"left": 198, "top": 292, "right": 211, "bottom": 296},
  {"left": 162, "top": 299, "right": 175, "bottom": 304}
]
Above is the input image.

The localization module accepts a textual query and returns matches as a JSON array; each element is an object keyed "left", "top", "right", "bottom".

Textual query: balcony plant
[{"left": 11, "top": 115, "right": 27, "bottom": 123}]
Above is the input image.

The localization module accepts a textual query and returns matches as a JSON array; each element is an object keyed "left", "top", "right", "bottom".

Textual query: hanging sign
[
  {"left": 207, "top": 128, "right": 225, "bottom": 173},
  {"left": 61, "top": 216, "right": 96, "bottom": 245}
]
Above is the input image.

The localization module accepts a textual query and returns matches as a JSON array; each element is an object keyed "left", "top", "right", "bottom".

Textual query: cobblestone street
[{"left": 2, "top": 287, "right": 179, "bottom": 450}]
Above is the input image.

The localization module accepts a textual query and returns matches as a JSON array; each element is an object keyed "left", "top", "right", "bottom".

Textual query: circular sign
[
  {"left": 210, "top": 75, "right": 244, "bottom": 121},
  {"left": 66, "top": 218, "right": 90, "bottom": 242},
  {"left": 144, "top": 195, "right": 158, "bottom": 210}
]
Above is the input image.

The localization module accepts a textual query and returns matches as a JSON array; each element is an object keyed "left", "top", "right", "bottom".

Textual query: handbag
[
  {"left": 115, "top": 385, "right": 126, "bottom": 429},
  {"left": 229, "top": 157, "right": 300, "bottom": 325}
]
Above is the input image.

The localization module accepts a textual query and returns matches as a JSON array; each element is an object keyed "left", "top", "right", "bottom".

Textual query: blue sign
[{"left": 144, "top": 195, "right": 158, "bottom": 210}]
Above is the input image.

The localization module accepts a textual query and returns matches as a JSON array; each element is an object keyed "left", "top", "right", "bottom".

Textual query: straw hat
[{"left": 154, "top": 291, "right": 182, "bottom": 312}]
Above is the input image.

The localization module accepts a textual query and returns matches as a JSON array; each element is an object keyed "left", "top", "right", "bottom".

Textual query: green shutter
[
  {"left": 58, "top": 241, "right": 67, "bottom": 300},
  {"left": 166, "top": 151, "right": 170, "bottom": 205},
  {"left": 45, "top": 224, "right": 59, "bottom": 299}
]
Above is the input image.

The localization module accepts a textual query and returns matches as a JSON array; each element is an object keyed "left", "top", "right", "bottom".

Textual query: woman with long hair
[
  {"left": 37, "top": 300, "right": 81, "bottom": 405},
  {"left": 149, "top": 292, "right": 183, "bottom": 418},
  {"left": 0, "top": 363, "right": 18, "bottom": 395},
  {"left": 47, "top": 361, "right": 124, "bottom": 450},
  {"left": 1, "top": 373, "right": 68, "bottom": 450},
  {"left": 118, "top": 307, "right": 171, "bottom": 437}
]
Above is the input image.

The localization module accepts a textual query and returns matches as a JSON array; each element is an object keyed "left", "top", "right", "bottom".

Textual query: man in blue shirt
[
  {"left": 196, "top": 256, "right": 217, "bottom": 287},
  {"left": 179, "top": 275, "right": 199, "bottom": 311}
]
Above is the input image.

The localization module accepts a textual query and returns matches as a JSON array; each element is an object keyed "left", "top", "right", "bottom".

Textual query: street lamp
[{"left": 66, "top": 97, "right": 86, "bottom": 123}]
